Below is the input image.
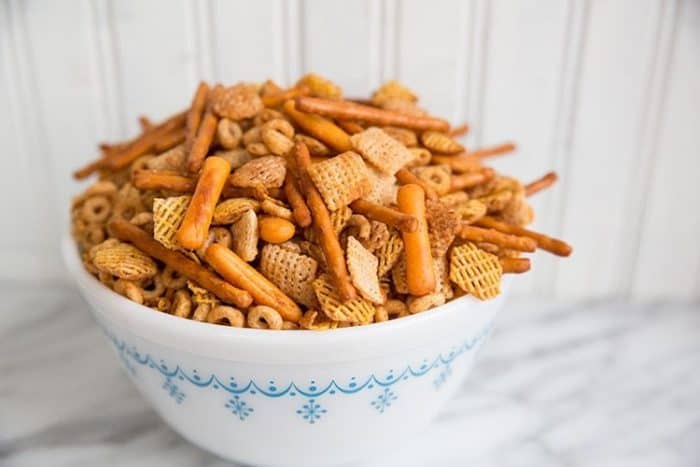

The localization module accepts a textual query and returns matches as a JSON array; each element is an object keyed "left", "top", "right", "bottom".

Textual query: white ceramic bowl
[{"left": 64, "top": 237, "right": 508, "bottom": 466}]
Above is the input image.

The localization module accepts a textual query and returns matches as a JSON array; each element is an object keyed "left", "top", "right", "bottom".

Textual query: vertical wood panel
[
  {"left": 396, "top": 0, "right": 467, "bottom": 120},
  {"left": 111, "top": 0, "right": 193, "bottom": 136},
  {"left": 554, "top": 0, "right": 662, "bottom": 299},
  {"left": 302, "top": 0, "right": 374, "bottom": 96},
  {"left": 0, "top": 0, "right": 63, "bottom": 280},
  {"left": 209, "top": 0, "right": 283, "bottom": 84},
  {"left": 633, "top": 0, "right": 700, "bottom": 300},
  {"left": 478, "top": 0, "right": 570, "bottom": 296}
]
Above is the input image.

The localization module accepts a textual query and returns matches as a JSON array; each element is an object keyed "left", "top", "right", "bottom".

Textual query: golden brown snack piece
[
  {"left": 91, "top": 240, "right": 157, "bottom": 281},
  {"left": 296, "top": 96, "right": 450, "bottom": 132},
  {"left": 283, "top": 100, "right": 352, "bottom": 152},
  {"left": 449, "top": 242, "right": 502, "bottom": 300},
  {"left": 425, "top": 199, "right": 460, "bottom": 257},
  {"left": 421, "top": 131, "right": 463, "bottom": 154},
  {"left": 133, "top": 170, "right": 196, "bottom": 193},
  {"left": 212, "top": 197, "right": 260, "bottom": 225},
  {"left": 230, "top": 209, "right": 259, "bottom": 262},
  {"left": 154, "top": 128, "right": 186, "bottom": 153},
  {"left": 109, "top": 219, "right": 253, "bottom": 308},
  {"left": 350, "top": 199, "right": 417, "bottom": 233},
  {"left": 371, "top": 80, "right": 418, "bottom": 106},
  {"left": 476, "top": 216, "right": 572, "bottom": 257},
  {"left": 458, "top": 225, "right": 536, "bottom": 252},
  {"left": 258, "top": 216, "right": 296, "bottom": 244},
  {"left": 262, "top": 83, "right": 310, "bottom": 108},
  {"left": 397, "top": 184, "right": 436, "bottom": 296},
  {"left": 204, "top": 243, "right": 302, "bottom": 322},
  {"left": 295, "top": 141, "right": 357, "bottom": 301},
  {"left": 210, "top": 83, "right": 263, "bottom": 120},
  {"left": 450, "top": 168, "right": 495, "bottom": 192},
  {"left": 376, "top": 231, "right": 404, "bottom": 277},
  {"left": 185, "top": 82, "right": 210, "bottom": 153},
  {"left": 176, "top": 156, "right": 231, "bottom": 250},
  {"left": 396, "top": 168, "right": 439, "bottom": 201},
  {"left": 259, "top": 243, "right": 318, "bottom": 307},
  {"left": 229, "top": 156, "right": 287, "bottom": 189},
  {"left": 469, "top": 142, "right": 516, "bottom": 159},
  {"left": 346, "top": 236, "right": 384, "bottom": 304},
  {"left": 448, "top": 123, "right": 470, "bottom": 137},
  {"left": 307, "top": 151, "right": 370, "bottom": 211},
  {"left": 283, "top": 171, "right": 312, "bottom": 228},
  {"left": 412, "top": 165, "right": 452, "bottom": 196},
  {"left": 186, "top": 109, "right": 219, "bottom": 173},
  {"left": 525, "top": 171, "right": 558, "bottom": 197},
  {"left": 247, "top": 305, "right": 284, "bottom": 330},
  {"left": 216, "top": 119, "right": 243, "bottom": 149},
  {"left": 153, "top": 195, "right": 191, "bottom": 249},
  {"left": 312, "top": 274, "right": 374, "bottom": 324},
  {"left": 336, "top": 120, "right": 365, "bottom": 135},
  {"left": 350, "top": 127, "right": 415, "bottom": 175},
  {"left": 431, "top": 152, "right": 482, "bottom": 173},
  {"left": 500, "top": 257, "right": 531, "bottom": 274},
  {"left": 299, "top": 309, "right": 340, "bottom": 330},
  {"left": 296, "top": 73, "right": 343, "bottom": 99}
]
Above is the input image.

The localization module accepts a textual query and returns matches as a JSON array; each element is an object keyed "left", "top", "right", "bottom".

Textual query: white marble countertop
[{"left": 1, "top": 283, "right": 698, "bottom": 467}]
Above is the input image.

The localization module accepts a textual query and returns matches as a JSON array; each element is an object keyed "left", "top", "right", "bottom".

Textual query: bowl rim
[{"left": 64, "top": 235, "right": 508, "bottom": 363}]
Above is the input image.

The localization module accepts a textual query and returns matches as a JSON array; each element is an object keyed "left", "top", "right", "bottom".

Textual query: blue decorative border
[{"left": 104, "top": 322, "right": 492, "bottom": 423}]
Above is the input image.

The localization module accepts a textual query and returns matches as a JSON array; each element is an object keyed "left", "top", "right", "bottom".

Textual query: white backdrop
[{"left": 0, "top": 0, "right": 698, "bottom": 301}]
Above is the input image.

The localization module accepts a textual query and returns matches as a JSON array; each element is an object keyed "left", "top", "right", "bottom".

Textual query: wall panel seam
[{"left": 105, "top": 0, "right": 126, "bottom": 137}]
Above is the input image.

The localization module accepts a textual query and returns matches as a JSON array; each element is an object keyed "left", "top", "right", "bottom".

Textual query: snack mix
[{"left": 72, "top": 74, "right": 572, "bottom": 330}]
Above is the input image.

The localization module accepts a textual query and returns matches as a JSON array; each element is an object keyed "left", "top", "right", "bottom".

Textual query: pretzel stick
[
  {"left": 396, "top": 168, "right": 438, "bottom": 201},
  {"left": 475, "top": 216, "right": 572, "bottom": 257},
  {"left": 176, "top": 156, "right": 230, "bottom": 249},
  {"left": 336, "top": 120, "right": 364, "bottom": 135},
  {"left": 500, "top": 257, "right": 531, "bottom": 274},
  {"left": 224, "top": 185, "right": 282, "bottom": 200},
  {"left": 458, "top": 225, "right": 536, "bottom": 252},
  {"left": 350, "top": 199, "right": 418, "bottom": 233},
  {"left": 204, "top": 244, "right": 301, "bottom": 322},
  {"left": 73, "top": 158, "right": 107, "bottom": 180},
  {"left": 295, "top": 96, "right": 450, "bottom": 132},
  {"left": 283, "top": 171, "right": 312, "bottom": 227},
  {"left": 132, "top": 170, "right": 197, "bottom": 192},
  {"left": 108, "top": 219, "right": 252, "bottom": 308},
  {"left": 448, "top": 123, "right": 469, "bottom": 137},
  {"left": 431, "top": 153, "right": 482, "bottom": 173},
  {"left": 107, "top": 110, "right": 187, "bottom": 170},
  {"left": 295, "top": 141, "right": 357, "bottom": 301},
  {"left": 138, "top": 116, "right": 154, "bottom": 131},
  {"left": 469, "top": 142, "right": 516, "bottom": 159},
  {"left": 282, "top": 100, "right": 352, "bottom": 152},
  {"left": 450, "top": 167, "right": 495, "bottom": 192},
  {"left": 185, "top": 82, "right": 210, "bottom": 152},
  {"left": 261, "top": 84, "right": 310, "bottom": 108},
  {"left": 154, "top": 128, "right": 186, "bottom": 152},
  {"left": 397, "top": 184, "right": 436, "bottom": 296},
  {"left": 186, "top": 109, "right": 218, "bottom": 173},
  {"left": 525, "top": 171, "right": 558, "bottom": 197}
]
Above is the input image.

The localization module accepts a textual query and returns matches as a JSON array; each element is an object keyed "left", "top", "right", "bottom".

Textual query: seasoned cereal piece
[
  {"left": 425, "top": 199, "right": 460, "bottom": 258},
  {"left": 449, "top": 242, "right": 502, "bottom": 300},
  {"left": 350, "top": 127, "right": 414, "bottom": 175},
  {"left": 312, "top": 274, "right": 375, "bottom": 324},
  {"left": 307, "top": 151, "right": 370, "bottom": 211},
  {"left": 92, "top": 241, "right": 157, "bottom": 281},
  {"left": 346, "top": 236, "right": 384, "bottom": 304},
  {"left": 259, "top": 244, "right": 318, "bottom": 307},
  {"left": 371, "top": 80, "right": 418, "bottom": 106},
  {"left": 229, "top": 156, "right": 286, "bottom": 189},
  {"left": 420, "top": 131, "right": 463, "bottom": 154},
  {"left": 153, "top": 196, "right": 191, "bottom": 249},
  {"left": 211, "top": 83, "right": 263, "bottom": 120},
  {"left": 376, "top": 231, "right": 404, "bottom": 277}
]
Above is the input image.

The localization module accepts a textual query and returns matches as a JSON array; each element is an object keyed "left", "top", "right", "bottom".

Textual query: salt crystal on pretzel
[
  {"left": 312, "top": 274, "right": 375, "bottom": 324},
  {"left": 449, "top": 242, "right": 502, "bottom": 300},
  {"left": 260, "top": 243, "right": 318, "bottom": 307},
  {"left": 153, "top": 196, "right": 191, "bottom": 249},
  {"left": 346, "top": 236, "right": 384, "bottom": 304},
  {"left": 350, "top": 127, "right": 415, "bottom": 175},
  {"left": 307, "top": 151, "right": 370, "bottom": 211}
]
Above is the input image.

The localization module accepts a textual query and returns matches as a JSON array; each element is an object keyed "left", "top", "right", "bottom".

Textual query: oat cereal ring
[
  {"left": 217, "top": 118, "right": 243, "bottom": 149},
  {"left": 254, "top": 108, "right": 287, "bottom": 126},
  {"left": 84, "top": 225, "right": 106, "bottom": 247},
  {"left": 384, "top": 299, "right": 408, "bottom": 317},
  {"left": 247, "top": 305, "right": 284, "bottom": 330},
  {"left": 131, "top": 154, "right": 155, "bottom": 174},
  {"left": 243, "top": 126, "right": 262, "bottom": 145},
  {"left": 246, "top": 142, "right": 269, "bottom": 156},
  {"left": 261, "top": 119, "right": 295, "bottom": 156},
  {"left": 374, "top": 305, "right": 389, "bottom": 322},
  {"left": 196, "top": 226, "right": 234, "bottom": 260},
  {"left": 193, "top": 303, "right": 211, "bottom": 322},
  {"left": 114, "top": 279, "right": 145, "bottom": 305},
  {"left": 161, "top": 266, "right": 188, "bottom": 289},
  {"left": 171, "top": 289, "right": 193, "bottom": 318},
  {"left": 282, "top": 321, "right": 300, "bottom": 330},
  {"left": 81, "top": 196, "right": 112, "bottom": 223},
  {"left": 407, "top": 292, "right": 445, "bottom": 314},
  {"left": 84, "top": 180, "right": 118, "bottom": 199},
  {"left": 141, "top": 274, "right": 166, "bottom": 303},
  {"left": 207, "top": 305, "right": 245, "bottom": 327},
  {"left": 406, "top": 148, "right": 432, "bottom": 168}
]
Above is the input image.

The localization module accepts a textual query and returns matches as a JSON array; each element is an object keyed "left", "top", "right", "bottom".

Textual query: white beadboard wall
[{"left": 0, "top": 0, "right": 698, "bottom": 301}]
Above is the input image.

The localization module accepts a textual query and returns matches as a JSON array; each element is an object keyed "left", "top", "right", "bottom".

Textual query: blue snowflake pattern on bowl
[
  {"left": 370, "top": 387, "right": 398, "bottom": 413},
  {"left": 296, "top": 399, "right": 327, "bottom": 424},
  {"left": 103, "top": 322, "right": 492, "bottom": 424},
  {"left": 226, "top": 395, "right": 254, "bottom": 421}
]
